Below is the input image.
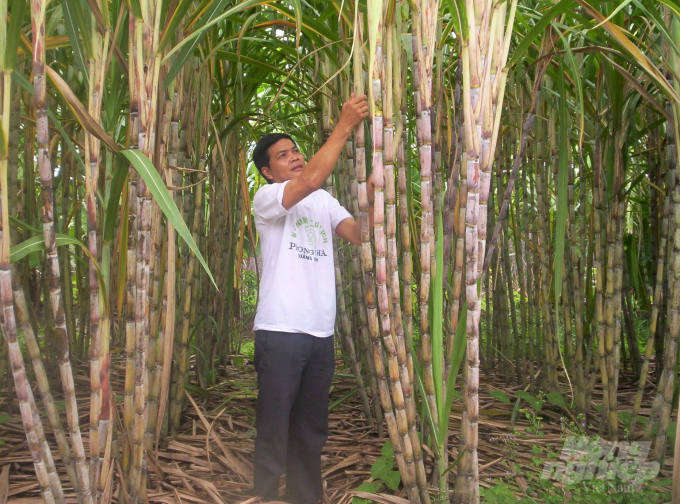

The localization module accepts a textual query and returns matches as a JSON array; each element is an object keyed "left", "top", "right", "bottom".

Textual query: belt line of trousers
[{"left": 253, "top": 330, "right": 335, "bottom": 504}]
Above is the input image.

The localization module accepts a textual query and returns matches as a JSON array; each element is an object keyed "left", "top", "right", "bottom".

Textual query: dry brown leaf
[
  {"left": 322, "top": 452, "right": 362, "bottom": 478},
  {"left": 0, "top": 465, "right": 9, "bottom": 504},
  {"left": 185, "top": 392, "right": 250, "bottom": 481}
]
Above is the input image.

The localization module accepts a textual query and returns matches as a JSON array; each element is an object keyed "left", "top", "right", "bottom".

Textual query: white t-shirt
[{"left": 253, "top": 180, "right": 353, "bottom": 337}]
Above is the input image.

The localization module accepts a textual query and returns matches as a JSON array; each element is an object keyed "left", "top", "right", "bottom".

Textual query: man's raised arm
[{"left": 281, "top": 94, "right": 368, "bottom": 209}]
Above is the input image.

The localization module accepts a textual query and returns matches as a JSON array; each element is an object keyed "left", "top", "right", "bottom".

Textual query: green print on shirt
[{"left": 290, "top": 217, "right": 329, "bottom": 246}]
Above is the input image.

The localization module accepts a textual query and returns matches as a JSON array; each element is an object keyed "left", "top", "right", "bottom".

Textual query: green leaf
[
  {"left": 516, "top": 391, "right": 544, "bottom": 412},
  {"left": 0, "top": 414, "right": 11, "bottom": 423},
  {"left": 3, "top": 0, "right": 28, "bottom": 70},
  {"left": 381, "top": 441, "right": 394, "bottom": 458},
  {"left": 433, "top": 210, "right": 444, "bottom": 429},
  {"left": 370, "top": 456, "right": 394, "bottom": 481},
  {"left": 128, "top": 0, "right": 143, "bottom": 19},
  {"left": 103, "top": 160, "right": 129, "bottom": 243},
  {"left": 11, "top": 234, "right": 85, "bottom": 263},
  {"left": 55, "top": 401, "right": 66, "bottom": 412},
  {"left": 617, "top": 410, "right": 631, "bottom": 430},
  {"left": 119, "top": 149, "right": 217, "bottom": 288},
  {"left": 159, "top": 0, "right": 196, "bottom": 52},
  {"left": 443, "top": 303, "right": 468, "bottom": 438},
  {"left": 11, "top": 234, "right": 110, "bottom": 311},
  {"left": 382, "top": 470, "right": 400, "bottom": 491},
  {"left": 11, "top": 72, "right": 87, "bottom": 175},
  {"left": 356, "top": 482, "right": 380, "bottom": 493},
  {"left": 61, "top": 0, "right": 89, "bottom": 85},
  {"left": 163, "top": 0, "right": 266, "bottom": 88},
  {"left": 0, "top": 121, "right": 6, "bottom": 158},
  {"left": 508, "top": 0, "right": 576, "bottom": 68},
  {"left": 546, "top": 392, "right": 566, "bottom": 409},
  {"left": 489, "top": 389, "right": 511, "bottom": 404}
]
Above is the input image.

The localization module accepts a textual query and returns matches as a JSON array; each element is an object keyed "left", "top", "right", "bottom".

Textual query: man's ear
[{"left": 261, "top": 166, "right": 272, "bottom": 182}]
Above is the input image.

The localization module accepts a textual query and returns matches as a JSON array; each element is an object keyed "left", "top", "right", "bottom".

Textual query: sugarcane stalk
[
  {"left": 630, "top": 170, "right": 671, "bottom": 437},
  {"left": 354, "top": 14, "right": 417, "bottom": 502},
  {"left": 85, "top": 12, "right": 111, "bottom": 491},
  {"left": 368, "top": 7, "right": 421, "bottom": 501},
  {"left": 2, "top": 33, "right": 63, "bottom": 502},
  {"left": 1, "top": 280, "right": 59, "bottom": 504},
  {"left": 348, "top": 146, "right": 383, "bottom": 430},
  {"left": 32, "top": 0, "right": 94, "bottom": 499},
  {"left": 455, "top": 2, "right": 518, "bottom": 501},
  {"left": 146, "top": 97, "right": 172, "bottom": 450},
  {"left": 569, "top": 156, "right": 587, "bottom": 420},
  {"left": 593, "top": 120, "right": 611, "bottom": 438},
  {"left": 12, "top": 267, "right": 79, "bottom": 493}
]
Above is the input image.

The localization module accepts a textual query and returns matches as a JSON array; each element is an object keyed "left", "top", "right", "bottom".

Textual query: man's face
[{"left": 261, "top": 138, "right": 306, "bottom": 183}]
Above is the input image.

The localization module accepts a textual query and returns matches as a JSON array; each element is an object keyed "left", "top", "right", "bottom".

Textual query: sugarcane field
[{"left": 2, "top": 0, "right": 680, "bottom": 502}]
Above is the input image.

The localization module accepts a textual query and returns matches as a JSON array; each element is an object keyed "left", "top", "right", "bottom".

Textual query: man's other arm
[{"left": 282, "top": 94, "right": 368, "bottom": 210}]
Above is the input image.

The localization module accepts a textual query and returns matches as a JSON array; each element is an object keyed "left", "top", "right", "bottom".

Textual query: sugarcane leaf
[
  {"left": 657, "top": 0, "right": 680, "bottom": 17},
  {"left": 489, "top": 389, "right": 511, "bottom": 404},
  {"left": 61, "top": 0, "right": 89, "bottom": 85},
  {"left": 10, "top": 73, "right": 84, "bottom": 176},
  {"left": 163, "top": 0, "right": 268, "bottom": 88},
  {"left": 554, "top": 28, "right": 585, "bottom": 148},
  {"left": 407, "top": 335, "right": 441, "bottom": 449},
  {"left": 603, "top": 56, "right": 673, "bottom": 123},
  {"left": 443, "top": 0, "right": 467, "bottom": 41},
  {"left": 159, "top": 0, "right": 198, "bottom": 52},
  {"left": 508, "top": 0, "right": 575, "bottom": 68},
  {"left": 433, "top": 210, "right": 444, "bottom": 430},
  {"left": 290, "top": 0, "right": 302, "bottom": 51},
  {"left": 0, "top": 124, "right": 6, "bottom": 159},
  {"left": 119, "top": 149, "right": 217, "bottom": 289},
  {"left": 575, "top": 0, "right": 680, "bottom": 103},
  {"left": 103, "top": 159, "right": 129, "bottom": 243},
  {"left": 328, "top": 388, "right": 358, "bottom": 411},
  {"left": 127, "top": 0, "right": 143, "bottom": 19},
  {"left": 9, "top": 216, "right": 41, "bottom": 235},
  {"left": 45, "top": 65, "right": 120, "bottom": 153},
  {"left": 10, "top": 234, "right": 109, "bottom": 313},
  {"left": 632, "top": 0, "right": 680, "bottom": 59},
  {"left": 4, "top": 0, "right": 28, "bottom": 70},
  {"left": 11, "top": 234, "right": 78, "bottom": 263}
]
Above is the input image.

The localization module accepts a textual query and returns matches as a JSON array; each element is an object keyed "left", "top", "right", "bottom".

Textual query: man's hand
[
  {"left": 282, "top": 94, "right": 369, "bottom": 210},
  {"left": 336, "top": 93, "right": 369, "bottom": 135}
]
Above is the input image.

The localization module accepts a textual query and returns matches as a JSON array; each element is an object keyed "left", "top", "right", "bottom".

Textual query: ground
[{"left": 0, "top": 354, "right": 675, "bottom": 503}]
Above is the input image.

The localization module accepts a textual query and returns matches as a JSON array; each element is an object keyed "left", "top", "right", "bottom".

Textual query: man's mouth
[{"left": 292, "top": 165, "right": 303, "bottom": 172}]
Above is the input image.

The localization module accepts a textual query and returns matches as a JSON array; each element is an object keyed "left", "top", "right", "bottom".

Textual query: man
[{"left": 251, "top": 93, "right": 370, "bottom": 503}]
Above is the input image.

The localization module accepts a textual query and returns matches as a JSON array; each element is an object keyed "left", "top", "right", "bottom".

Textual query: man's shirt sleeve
[
  {"left": 253, "top": 181, "right": 291, "bottom": 224},
  {"left": 325, "top": 191, "right": 353, "bottom": 233}
]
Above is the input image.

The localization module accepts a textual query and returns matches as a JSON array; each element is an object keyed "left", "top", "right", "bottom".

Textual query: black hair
[{"left": 252, "top": 133, "right": 297, "bottom": 184}]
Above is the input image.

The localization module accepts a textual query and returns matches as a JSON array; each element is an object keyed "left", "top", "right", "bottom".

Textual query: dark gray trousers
[{"left": 253, "top": 330, "right": 335, "bottom": 504}]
